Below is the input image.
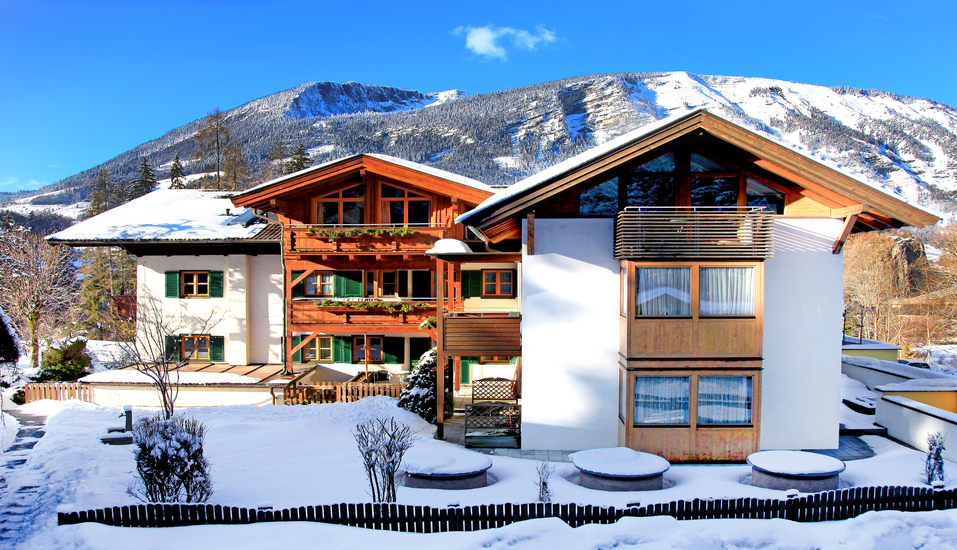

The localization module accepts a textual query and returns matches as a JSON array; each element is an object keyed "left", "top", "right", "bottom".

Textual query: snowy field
[{"left": 10, "top": 397, "right": 957, "bottom": 549}]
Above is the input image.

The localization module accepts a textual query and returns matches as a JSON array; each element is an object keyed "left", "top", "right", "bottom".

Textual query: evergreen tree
[
  {"left": 169, "top": 155, "right": 187, "bottom": 189},
  {"left": 268, "top": 138, "right": 287, "bottom": 179},
  {"left": 129, "top": 157, "right": 157, "bottom": 200},
  {"left": 194, "top": 108, "right": 229, "bottom": 187},
  {"left": 396, "top": 348, "right": 453, "bottom": 424},
  {"left": 76, "top": 246, "right": 136, "bottom": 340},
  {"left": 85, "top": 168, "right": 111, "bottom": 218},
  {"left": 288, "top": 143, "right": 312, "bottom": 174}
]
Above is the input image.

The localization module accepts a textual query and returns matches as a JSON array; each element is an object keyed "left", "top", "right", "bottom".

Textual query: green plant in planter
[
  {"left": 307, "top": 227, "right": 419, "bottom": 242},
  {"left": 314, "top": 300, "right": 429, "bottom": 313}
]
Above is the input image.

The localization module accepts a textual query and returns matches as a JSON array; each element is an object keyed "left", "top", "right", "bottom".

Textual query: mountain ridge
[{"left": 5, "top": 72, "right": 956, "bottom": 221}]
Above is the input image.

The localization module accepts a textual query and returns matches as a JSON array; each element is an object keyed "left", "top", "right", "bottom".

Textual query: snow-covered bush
[
  {"left": 923, "top": 431, "right": 946, "bottom": 486},
  {"left": 397, "top": 348, "right": 452, "bottom": 424},
  {"left": 35, "top": 338, "right": 92, "bottom": 382},
  {"left": 352, "top": 417, "right": 414, "bottom": 503},
  {"left": 128, "top": 415, "right": 213, "bottom": 503}
]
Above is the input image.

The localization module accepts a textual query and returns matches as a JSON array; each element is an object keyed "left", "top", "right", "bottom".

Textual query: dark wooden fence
[{"left": 59, "top": 486, "right": 957, "bottom": 530}]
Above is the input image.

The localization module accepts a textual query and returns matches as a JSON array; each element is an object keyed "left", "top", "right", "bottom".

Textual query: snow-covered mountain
[{"left": 6, "top": 73, "right": 957, "bottom": 220}]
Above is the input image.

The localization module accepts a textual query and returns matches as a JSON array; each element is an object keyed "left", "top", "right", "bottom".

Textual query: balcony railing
[
  {"left": 614, "top": 206, "right": 775, "bottom": 260},
  {"left": 284, "top": 224, "right": 448, "bottom": 254},
  {"left": 291, "top": 299, "right": 436, "bottom": 326}
]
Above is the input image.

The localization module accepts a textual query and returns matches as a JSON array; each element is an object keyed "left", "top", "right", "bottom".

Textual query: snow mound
[
  {"left": 403, "top": 446, "right": 492, "bottom": 476},
  {"left": 569, "top": 447, "right": 670, "bottom": 477},
  {"left": 747, "top": 451, "right": 846, "bottom": 476}
]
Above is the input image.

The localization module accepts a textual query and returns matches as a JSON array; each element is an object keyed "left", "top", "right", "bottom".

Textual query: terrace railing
[{"left": 285, "top": 223, "right": 449, "bottom": 254}]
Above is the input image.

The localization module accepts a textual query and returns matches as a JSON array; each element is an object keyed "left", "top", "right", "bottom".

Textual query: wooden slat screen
[
  {"left": 615, "top": 206, "right": 775, "bottom": 259},
  {"left": 444, "top": 317, "right": 521, "bottom": 354}
]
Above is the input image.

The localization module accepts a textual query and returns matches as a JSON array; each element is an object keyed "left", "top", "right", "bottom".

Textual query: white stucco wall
[
  {"left": 520, "top": 218, "right": 620, "bottom": 450},
  {"left": 92, "top": 385, "right": 279, "bottom": 408},
  {"left": 761, "top": 218, "right": 844, "bottom": 450},
  {"left": 138, "top": 254, "right": 282, "bottom": 366}
]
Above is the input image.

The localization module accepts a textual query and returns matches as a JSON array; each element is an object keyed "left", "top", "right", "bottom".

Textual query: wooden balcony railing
[
  {"left": 614, "top": 206, "right": 775, "bottom": 259},
  {"left": 285, "top": 224, "right": 449, "bottom": 254},
  {"left": 443, "top": 313, "right": 521, "bottom": 355},
  {"left": 291, "top": 299, "right": 437, "bottom": 327}
]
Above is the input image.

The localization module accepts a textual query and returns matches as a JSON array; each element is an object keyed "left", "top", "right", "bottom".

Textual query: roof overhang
[
  {"left": 459, "top": 110, "right": 940, "bottom": 234},
  {"left": 48, "top": 238, "right": 281, "bottom": 257}
]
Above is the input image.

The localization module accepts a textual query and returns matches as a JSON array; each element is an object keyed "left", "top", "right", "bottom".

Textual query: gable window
[
  {"left": 305, "top": 272, "right": 334, "bottom": 297},
  {"left": 354, "top": 336, "right": 383, "bottom": 363},
  {"left": 380, "top": 183, "right": 431, "bottom": 225},
  {"left": 317, "top": 184, "right": 365, "bottom": 225},
  {"left": 165, "top": 271, "right": 224, "bottom": 298},
  {"left": 483, "top": 270, "right": 514, "bottom": 297},
  {"left": 303, "top": 336, "right": 333, "bottom": 362}
]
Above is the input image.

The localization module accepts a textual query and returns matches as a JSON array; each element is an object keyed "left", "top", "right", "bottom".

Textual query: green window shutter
[
  {"left": 333, "top": 335, "right": 353, "bottom": 363},
  {"left": 209, "top": 271, "right": 224, "bottom": 298},
  {"left": 210, "top": 336, "right": 225, "bottom": 362},
  {"left": 291, "top": 270, "right": 304, "bottom": 298},
  {"left": 460, "top": 357, "right": 476, "bottom": 384},
  {"left": 335, "top": 271, "right": 363, "bottom": 298},
  {"left": 165, "top": 272, "right": 180, "bottom": 298},
  {"left": 292, "top": 335, "right": 302, "bottom": 363},
  {"left": 383, "top": 337, "right": 404, "bottom": 364},
  {"left": 462, "top": 271, "right": 482, "bottom": 299}
]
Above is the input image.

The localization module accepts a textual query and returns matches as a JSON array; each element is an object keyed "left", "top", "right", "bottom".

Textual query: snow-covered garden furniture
[
  {"left": 464, "top": 377, "right": 520, "bottom": 449},
  {"left": 569, "top": 447, "right": 670, "bottom": 491},
  {"left": 747, "top": 451, "right": 845, "bottom": 492},
  {"left": 403, "top": 446, "right": 493, "bottom": 489}
]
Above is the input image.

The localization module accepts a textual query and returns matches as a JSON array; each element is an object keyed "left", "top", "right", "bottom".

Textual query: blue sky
[{"left": 1, "top": 0, "right": 955, "bottom": 193}]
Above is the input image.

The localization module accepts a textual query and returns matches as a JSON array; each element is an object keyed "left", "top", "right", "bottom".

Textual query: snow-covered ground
[{"left": 9, "top": 397, "right": 957, "bottom": 549}]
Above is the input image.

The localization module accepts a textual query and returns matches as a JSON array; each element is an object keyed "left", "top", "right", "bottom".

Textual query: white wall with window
[
  {"left": 139, "top": 254, "right": 283, "bottom": 366},
  {"left": 460, "top": 262, "right": 520, "bottom": 311},
  {"left": 521, "top": 218, "right": 620, "bottom": 450}
]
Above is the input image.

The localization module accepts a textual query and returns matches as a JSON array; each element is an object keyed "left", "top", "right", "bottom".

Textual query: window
[
  {"left": 634, "top": 376, "right": 690, "bottom": 424},
  {"left": 305, "top": 272, "right": 334, "bottom": 297},
  {"left": 303, "top": 336, "right": 333, "bottom": 362},
  {"left": 636, "top": 267, "right": 691, "bottom": 316},
  {"left": 697, "top": 376, "right": 752, "bottom": 425},
  {"left": 480, "top": 356, "right": 510, "bottom": 363},
  {"left": 182, "top": 335, "right": 210, "bottom": 362},
  {"left": 380, "top": 271, "right": 398, "bottom": 297},
  {"left": 379, "top": 183, "right": 431, "bottom": 225},
  {"left": 354, "top": 336, "right": 383, "bottom": 362},
  {"left": 700, "top": 267, "right": 754, "bottom": 316},
  {"left": 483, "top": 270, "right": 514, "bottom": 297},
  {"left": 317, "top": 184, "right": 365, "bottom": 225},
  {"left": 166, "top": 271, "right": 223, "bottom": 298}
]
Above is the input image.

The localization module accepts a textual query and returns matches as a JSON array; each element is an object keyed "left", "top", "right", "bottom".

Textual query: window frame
[
  {"left": 482, "top": 270, "right": 515, "bottom": 298},
  {"left": 182, "top": 335, "right": 210, "bottom": 362},
  {"left": 353, "top": 336, "right": 383, "bottom": 363},
  {"left": 314, "top": 184, "right": 367, "bottom": 225},
  {"left": 627, "top": 261, "right": 760, "bottom": 320},
  {"left": 303, "top": 336, "right": 333, "bottom": 363},
  {"left": 378, "top": 182, "right": 432, "bottom": 226},
  {"left": 304, "top": 271, "right": 335, "bottom": 297},
  {"left": 627, "top": 371, "right": 758, "bottom": 429},
  {"left": 181, "top": 271, "right": 210, "bottom": 298}
]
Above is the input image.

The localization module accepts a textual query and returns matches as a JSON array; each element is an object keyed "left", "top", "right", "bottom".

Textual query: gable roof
[
  {"left": 232, "top": 153, "right": 495, "bottom": 210},
  {"left": 457, "top": 109, "right": 940, "bottom": 232}
]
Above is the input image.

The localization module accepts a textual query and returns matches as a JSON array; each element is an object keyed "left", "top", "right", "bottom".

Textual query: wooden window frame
[
  {"left": 630, "top": 261, "right": 760, "bottom": 320},
  {"left": 303, "top": 336, "right": 333, "bottom": 363},
  {"left": 480, "top": 356, "right": 511, "bottom": 363},
  {"left": 305, "top": 272, "right": 335, "bottom": 297},
  {"left": 181, "top": 271, "right": 210, "bottom": 298},
  {"left": 314, "top": 185, "right": 366, "bottom": 225},
  {"left": 353, "top": 336, "right": 383, "bottom": 363},
  {"left": 379, "top": 270, "right": 398, "bottom": 297},
  {"left": 182, "top": 335, "right": 210, "bottom": 362},
  {"left": 379, "top": 182, "right": 432, "bottom": 226},
  {"left": 482, "top": 270, "right": 515, "bottom": 298},
  {"left": 629, "top": 371, "right": 756, "bottom": 429}
]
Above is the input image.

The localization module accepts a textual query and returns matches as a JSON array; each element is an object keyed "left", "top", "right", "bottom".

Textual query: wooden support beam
[
  {"left": 290, "top": 269, "right": 316, "bottom": 287},
  {"left": 526, "top": 212, "right": 535, "bottom": 255},
  {"left": 435, "top": 259, "right": 446, "bottom": 440},
  {"left": 833, "top": 214, "right": 859, "bottom": 255},
  {"left": 290, "top": 331, "right": 322, "bottom": 354},
  {"left": 830, "top": 204, "right": 869, "bottom": 218}
]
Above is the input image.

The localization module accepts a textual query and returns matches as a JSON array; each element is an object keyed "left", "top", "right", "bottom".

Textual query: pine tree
[
  {"left": 396, "top": 348, "right": 453, "bottom": 424},
  {"left": 85, "top": 168, "right": 111, "bottom": 218},
  {"left": 268, "top": 138, "right": 287, "bottom": 179},
  {"left": 169, "top": 155, "right": 187, "bottom": 189},
  {"left": 288, "top": 143, "right": 312, "bottom": 174},
  {"left": 76, "top": 246, "right": 136, "bottom": 340},
  {"left": 129, "top": 157, "right": 157, "bottom": 200},
  {"left": 194, "top": 108, "right": 229, "bottom": 187}
]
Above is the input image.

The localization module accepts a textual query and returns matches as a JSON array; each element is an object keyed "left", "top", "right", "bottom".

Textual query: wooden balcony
[
  {"left": 290, "top": 299, "right": 436, "bottom": 328},
  {"left": 443, "top": 312, "right": 521, "bottom": 355},
  {"left": 614, "top": 206, "right": 775, "bottom": 260},
  {"left": 285, "top": 224, "right": 449, "bottom": 255}
]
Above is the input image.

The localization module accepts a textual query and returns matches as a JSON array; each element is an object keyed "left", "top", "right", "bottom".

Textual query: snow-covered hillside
[{"left": 11, "top": 72, "right": 957, "bottom": 221}]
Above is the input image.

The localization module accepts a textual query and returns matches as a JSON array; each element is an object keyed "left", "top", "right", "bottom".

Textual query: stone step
[{"left": 6, "top": 442, "right": 37, "bottom": 452}]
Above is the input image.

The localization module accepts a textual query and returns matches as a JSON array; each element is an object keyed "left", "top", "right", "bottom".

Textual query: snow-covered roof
[
  {"left": 240, "top": 153, "right": 493, "bottom": 196},
  {"left": 46, "top": 190, "right": 272, "bottom": 243}
]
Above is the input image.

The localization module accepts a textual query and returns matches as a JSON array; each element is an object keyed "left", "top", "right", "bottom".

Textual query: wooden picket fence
[
  {"left": 59, "top": 486, "right": 957, "bottom": 530},
  {"left": 23, "top": 382, "right": 93, "bottom": 404},
  {"left": 284, "top": 382, "right": 408, "bottom": 405}
]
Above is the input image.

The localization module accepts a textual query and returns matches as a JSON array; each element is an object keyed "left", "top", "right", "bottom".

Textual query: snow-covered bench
[
  {"left": 403, "top": 447, "right": 493, "bottom": 490},
  {"left": 569, "top": 447, "right": 670, "bottom": 491},
  {"left": 747, "top": 451, "right": 845, "bottom": 492}
]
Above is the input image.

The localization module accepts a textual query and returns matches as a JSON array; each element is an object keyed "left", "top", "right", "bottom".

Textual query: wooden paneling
[
  {"left": 629, "top": 319, "right": 697, "bottom": 356},
  {"left": 698, "top": 319, "right": 762, "bottom": 357},
  {"left": 444, "top": 316, "right": 521, "bottom": 355},
  {"left": 285, "top": 225, "right": 447, "bottom": 255}
]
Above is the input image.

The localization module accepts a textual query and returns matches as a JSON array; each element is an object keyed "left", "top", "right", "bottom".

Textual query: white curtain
[
  {"left": 637, "top": 267, "right": 691, "bottom": 316},
  {"left": 697, "top": 376, "right": 752, "bottom": 424},
  {"left": 634, "top": 377, "right": 690, "bottom": 424},
  {"left": 700, "top": 267, "right": 754, "bottom": 315}
]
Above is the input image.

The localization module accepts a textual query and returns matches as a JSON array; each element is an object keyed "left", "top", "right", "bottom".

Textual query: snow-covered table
[
  {"left": 747, "top": 451, "right": 846, "bottom": 492},
  {"left": 403, "top": 447, "right": 493, "bottom": 490},
  {"left": 569, "top": 448, "right": 670, "bottom": 491}
]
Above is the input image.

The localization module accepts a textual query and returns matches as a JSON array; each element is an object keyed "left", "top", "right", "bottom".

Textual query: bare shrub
[
  {"left": 353, "top": 417, "right": 414, "bottom": 503},
  {"left": 536, "top": 461, "right": 555, "bottom": 503},
  {"left": 923, "top": 431, "right": 946, "bottom": 486}
]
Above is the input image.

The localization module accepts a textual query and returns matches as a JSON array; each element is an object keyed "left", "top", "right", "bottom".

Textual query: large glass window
[
  {"left": 580, "top": 177, "right": 619, "bottom": 216},
  {"left": 697, "top": 376, "right": 752, "bottom": 425},
  {"left": 746, "top": 178, "right": 786, "bottom": 215},
  {"left": 354, "top": 336, "right": 383, "bottom": 363},
  {"left": 636, "top": 267, "right": 691, "bottom": 316},
  {"left": 318, "top": 185, "right": 365, "bottom": 225},
  {"left": 700, "top": 267, "right": 755, "bottom": 316},
  {"left": 634, "top": 376, "right": 690, "bottom": 424},
  {"left": 380, "top": 184, "right": 431, "bottom": 225}
]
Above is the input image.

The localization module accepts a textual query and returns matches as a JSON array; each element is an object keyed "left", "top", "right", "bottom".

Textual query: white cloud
[
  {"left": 453, "top": 25, "right": 557, "bottom": 60},
  {"left": 0, "top": 176, "right": 48, "bottom": 190},
  {"left": 0, "top": 176, "right": 18, "bottom": 187}
]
